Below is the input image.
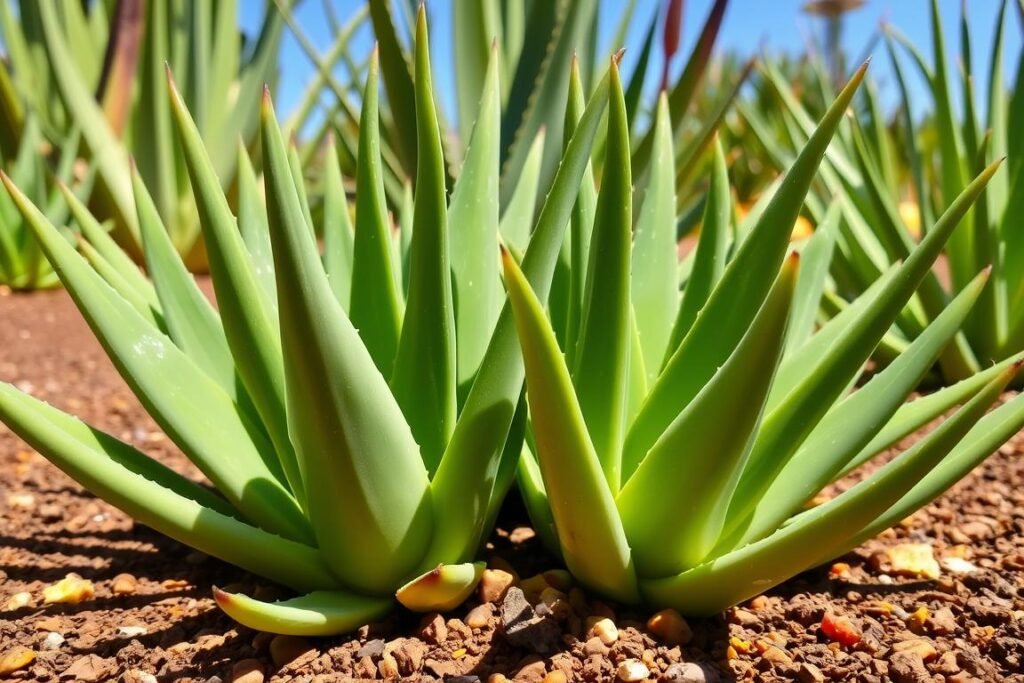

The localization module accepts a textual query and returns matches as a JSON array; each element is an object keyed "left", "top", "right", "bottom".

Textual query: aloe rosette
[
  {"left": 504, "top": 60, "right": 1024, "bottom": 614},
  {"left": 0, "top": 9, "right": 617, "bottom": 635}
]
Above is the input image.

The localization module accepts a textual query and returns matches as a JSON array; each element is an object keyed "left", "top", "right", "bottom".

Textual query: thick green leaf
[
  {"left": 734, "top": 268, "right": 991, "bottom": 548},
  {"left": 622, "top": 63, "right": 867, "bottom": 473},
  {"left": 261, "top": 92, "right": 433, "bottom": 594},
  {"left": 321, "top": 135, "right": 355, "bottom": 312},
  {"left": 785, "top": 203, "right": 840, "bottom": 353},
  {"left": 213, "top": 588, "right": 391, "bottom": 637},
  {"left": 642, "top": 364, "right": 1013, "bottom": 614},
  {"left": 631, "top": 94, "right": 679, "bottom": 382},
  {"left": 572, "top": 62, "right": 632, "bottom": 491},
  {"left": 499, "top": 129, "right": 545, "bottom": 251},
  {"left": 367, "top": 0, "right": 417, "bottom": 177},
  {"left": 0, "top": 382, "right": 334, "bottom": 592},
  {"left": 503, "top": 247, "right": 639, "bottom": 602},
  {"left": 450, "top": 44, "right": 502, "bottom": 400},
  {"left": 391, "top": 8, "right": 457, "bottom": 474},
  {"left": 2, "top": 173, "right": 309, "bottom": 543},
  {"left": 169, "top": 74, "right": 303, "bottom": 502},
  {"left": 619, "top": 254, "right": 797, "bottom": 576},
  {"left": 350, "top": 50, "right": 403, "bottom": 376},
  {"left": 425, "top": 64, "right": 613, "bottom": 566},
  {"left": 664, "top": 135, "right": 729, "bottom": 364}
]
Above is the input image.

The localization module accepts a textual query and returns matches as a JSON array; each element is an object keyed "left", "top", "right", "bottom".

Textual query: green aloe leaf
[
  {"left": 449, "top": 44, "right": 502, "bottom": 401},
  {"left": 735, "top": 268, "right": 991, "bottom": 548},
  {"left": 235, "top": 143, "right": 278, "bottom": 311},
  {"left": 261, "top": 91, "right": 432, "bottom": 594},
  {"left": 131, "top": 164, "right": 237, "bottom": 397},
  {"left": 213, "top": 588, "right": 391, "bottom": 637},
  {"left": 1, "top": 173, "right": 309, "bottom": 544},
  {"left": 785, "top": 203, "right": 840, "bottom": 353},
  {"left": 391, "top": 7, "right": 457, "bottom": 474},
  {"left": 499, "top": 128, "right": 545, "bottom": 251},
  {"left": 725, "top": 160, "right": 1002, "bottom": 537},
  {"left": 623, "top": 63, "right": 868, "bottom": 474},
  {"left": 631, "top": 93, "right": 679, "bottom": 382},
  {"left": 664, "top": 135, "right": 729, "bottom": 365},
  {"left": 619, "top": 254, "right": 797, "bottom": 576},
  {"left": 425, "top": 63, "right": 614, "bottom": 566},
  {"left": 350, "top": 50, "right": 403, "bottom": 377},
  {"left": 642, "top": 363, "right": 1014, "bottom": 616},
  {"left": 321, "top": 134, "right": 355, "bottom": 312},
  {"left": 169, "top": 72, "right": 302, "bottom": 502},
  {"left": 367, "top": 0, "right": 417, "bottom": 178},
  {"left": 572, "top": 60, "right": 632, "bottom": 492},
  {"left": 0, "top": 382, "right": 334, "bottom": 592},
  {"left": 503, "top": 247, "right": 639, "bottom": 603}
]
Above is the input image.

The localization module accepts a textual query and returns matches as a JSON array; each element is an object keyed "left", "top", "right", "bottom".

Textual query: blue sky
[{"left": 245, "top": 1, "right": 1022, "bottom": 127}]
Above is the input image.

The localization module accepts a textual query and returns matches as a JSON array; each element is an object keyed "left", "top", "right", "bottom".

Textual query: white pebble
[
  {"left": 118, "top": 626, "right": 148, "bottom": 637},
  {"left": 941, "top": 556, "right": 978, "bottom": 574},
  {"left": 617, "top": 659, "right": 650, "bottom": 682},
  {"left": 40, "top": 632, "right": 65, "bottom": 650}
]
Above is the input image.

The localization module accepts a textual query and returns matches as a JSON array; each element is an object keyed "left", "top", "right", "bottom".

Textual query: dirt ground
[{"left": 1, "top": 285, "right": 1023, "bottom": 683}]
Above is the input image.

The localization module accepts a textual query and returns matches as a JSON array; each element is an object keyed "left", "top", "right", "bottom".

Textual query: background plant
[
  {"left": 0, "top": 0, "right": 348, "bottom": 269},
  {"left": 505, "top": 60, "right": 1024, "bottom": 614},
  {"left": 736, "top": 0, "right": 1024, "bottom": 385}
]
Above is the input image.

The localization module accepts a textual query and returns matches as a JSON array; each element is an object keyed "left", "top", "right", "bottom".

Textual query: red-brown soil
[{"left": 1, "top": 286, "right": 1023, "bottom": 683}]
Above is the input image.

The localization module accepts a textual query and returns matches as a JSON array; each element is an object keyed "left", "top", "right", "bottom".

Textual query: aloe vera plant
[
  {"left": 737, "top": 1, "right": 1024, "bottom": 384},
  {"left": 0, "top": 7, "right": 624, "bottom": 635},
  {"left": 1, "top": 1, "right": 306, "bottom": 267},
  {"left": 505, "top": 60, "right": 1024, "bottom": 614},
  {"left": 0, "top": 114, "right": 90, "bottom": 290}
]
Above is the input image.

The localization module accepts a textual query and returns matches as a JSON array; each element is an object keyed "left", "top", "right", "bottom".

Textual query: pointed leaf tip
[{"left": 613, "top": 48, "right": 626, "bottom": 65}]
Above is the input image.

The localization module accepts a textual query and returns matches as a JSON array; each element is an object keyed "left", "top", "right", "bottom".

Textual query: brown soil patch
[{"left": 1, "top": 286, "right": 1023, "bottom": 682}]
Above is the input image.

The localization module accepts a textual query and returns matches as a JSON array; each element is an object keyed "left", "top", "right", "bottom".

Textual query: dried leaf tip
[
  {"left": 211, "top": 586, "right": 232, "bottom": 607},
  {"left": 612, "top": 48, "right": 627, "bottom": 65}
]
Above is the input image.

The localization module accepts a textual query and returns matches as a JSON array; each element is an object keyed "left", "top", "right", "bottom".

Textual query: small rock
[
  {"left": 893, "top": 638, "right": 938, "bottom": 662},
  {"left": 38, "top": 504, "right": 62, "bottom": 521},
  {"left": 760, "top": 645, "right": 793, "bottom": 666},
  {"left": 616, "top": 658, "right": 649, "bottom": 681},
  {"left": 582, "top": 636, "right": 609, "bottom": 656},
  {"left": 112, "top": 574, "right": 139, "bottom": 595},
  {"left": 512, "top": 659, "right": 546, "bottom": 683},
  {"left": 5, "top": 591, "right": 32, "bottom": 610},
  {"left": 465, "top": 604, "right": 492, "bottom": 629},
  {"left": 230, "top": 659, "right": 265, "bottom": 683},
  {"left": 0, "top": 646, "right": 35, "bottom": 676},
  {"left": 646, "top": 608, "right": 693, "bottom": 645},
  {"left": 269, "top": 635, "right": 315, "bottom": 668},
  {"left": 501, "top": 587, "right": 560, "bottom": 654},
  {"left": 664, "top": 662, "right": 718, "bottom": 683},
  {"left": 391, "top": 639, "right": 427, "bottom": 675},
  {"left": 420, "top": 614, "right": 448, "bottom": 644},
  {"left": 941, "top": 556, "right": 978, "bottom": 575},
  {"left": 479, "top": 569, "right": 516, "bottom": 603},
  {"left": 356, "top": 638, "right": 385, "bottom": 659},
  {"left": 117, "top": 626, "right": 148, "bottom": 638},
  {"left": 821, "top": 612, "right": 862, "bottom": 646},
  {"left": 889, "top": 652, "right": 930, "bottom": 683},
  {"left": 7, "top": 492, "right": 35, "bottom": 509},
  {"left": 729, "top": 608, "right": 760, "bottom": 627},
  {"left": 43, "top": 573, "right": 95, "bottom": 604},
  {"left": 884, "top": 543, "right": 941, "bottom": 580},
  {"left": 62, "top": 654, "right": 115, "bottom": 682},
  {"left": 509, "top": 527, "right": 536, "bottom": 544},
  {"left": 926, "top": 607, "right": 958, "bottom": 636},
  {"left": 40, "top": 632, "right": 65, "bottom": 650},
  {"left": 588, "top": 617, "right": 619, "bottom": 645},
  {"left": 123, "top": 670, "right": 158, "bottom": 683},
  {"left": 797, "top": 663, "right": 825, "bottom": 682},
  {"left": 542, "top": 673, "right": 567, "bottom": 683}
]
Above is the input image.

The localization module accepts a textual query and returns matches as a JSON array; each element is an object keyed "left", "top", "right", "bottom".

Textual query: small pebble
[
  {"left": 40, "top": 632, "right": 64, "bottom": 650},
  {"left": 112, "top": 574, "right": 139, "bottom": 595},
  {"left": 5, "top": 591, "right": 31, "bottom": 610},
  {"left": 465, "top": 604, "right": 492, "bottom": 629},
  {"left": 588, "top": 617, "right": 619, "bottom": 645},
  {"left": 230, "top": 659, "right": 265, "bottom": 683},
  {"left": 117, "top": 625, "right": 148, "bottom": 638},
  {"left": 647, "top": 608, "right": 693, "bottom": 645},
  {"left": 479, "top": 569, "right": 516, "bottom": 603},
  {"left": 616, "top": 658, "right": 649, "bottom": 681},
  {"left": 0, "top": 647, "right": 35, "bottom": 676},
  {"left": 664, "top": 662, "right": 717, "bottom": 683}
]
